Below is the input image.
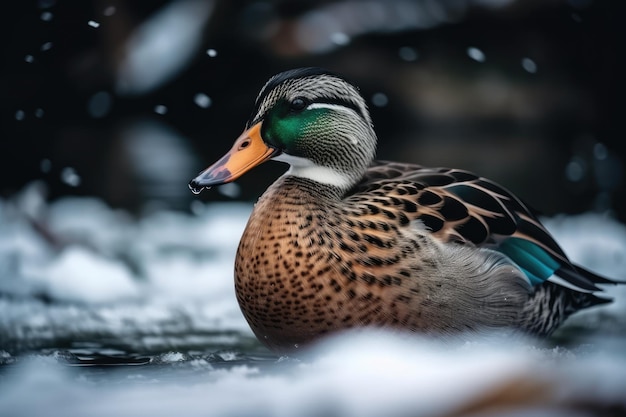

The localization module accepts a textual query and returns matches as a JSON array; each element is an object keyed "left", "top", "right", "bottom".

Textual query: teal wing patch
[{"left": 498, "top": 237, "right": 560, "bottom": 286}]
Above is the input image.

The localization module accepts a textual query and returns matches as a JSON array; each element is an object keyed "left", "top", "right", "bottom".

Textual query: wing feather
[{"left": 348, "top": 161, "right": 616, "bottom": 293}]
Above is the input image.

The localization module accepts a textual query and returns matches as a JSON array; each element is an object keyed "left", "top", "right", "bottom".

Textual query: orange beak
[{"left": 189, "top": 122, "right": 279, "bottom": 194}]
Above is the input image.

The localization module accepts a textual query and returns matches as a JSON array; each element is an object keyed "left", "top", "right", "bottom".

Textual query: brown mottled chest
[
  {"left": 232, "top": 179, "right": 425, "bottom": 352},
  {"left": 234, "top": 192, "right": 341, "bottom": 350}
]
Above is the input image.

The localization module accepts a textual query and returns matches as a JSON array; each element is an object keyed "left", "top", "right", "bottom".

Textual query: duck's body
[
  {"left": 236, "top": 174, "right": 531, "bottom": 351},
  {"left": 190, "top": 68, "right": 620, "bottom": 353}
]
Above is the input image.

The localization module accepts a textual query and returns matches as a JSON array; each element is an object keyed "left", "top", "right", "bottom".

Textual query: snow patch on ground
[
  {"left": 0, "top": 186, "right": 253, "bottom": 350},
  {"left": 0, "top": 331, "right": 625, "bottom": 417},
  {"left": 21, "top": 246, "right": 141, "bottom": 303}
]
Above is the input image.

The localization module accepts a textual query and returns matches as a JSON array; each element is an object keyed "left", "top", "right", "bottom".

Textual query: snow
[
  {"left": 21, "top": 246, "right": 140, "bottom": 303},
  {"left": 522, "top": 57, "right": 538, "bottom": 73},
  {"left": 59, "top": 167, "right": 81, "bottom": 187},
  {"left": 193, "top": 92, "right": 212, "bottom": 108},
  {"left": 0, "top": 184, "right": 625, "bottom": 417},
  {"left": 0, "top": 332, "right": 625, "bottom": 417},
  {"left": 154, "top": 104, "right": 168, "bottom": 115},
  {"left": 40, "top": 11, "right": 53, "bottom": 22},
  {"left": 467, "top": 46, "right": 486, "bottom": 62},
  {"left": 115, "top": 0, "right": 215, "bottom": 95},
  {"left": 0, "top": 184, "right": 253, "bottom": 352}
]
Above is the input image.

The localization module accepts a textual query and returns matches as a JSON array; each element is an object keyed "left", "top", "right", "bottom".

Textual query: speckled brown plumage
[
  {"left": 234, "top": 172, "right": 533, "bottom": 351},
  {"left": 190, "top": 67, "right": 621, "bottom": 353}
]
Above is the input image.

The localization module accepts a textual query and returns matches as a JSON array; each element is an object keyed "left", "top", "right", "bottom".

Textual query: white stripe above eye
[
  {"left": 305, "top": 102, "right": 361, "bottom": 145},
  {"left": 306, "top": 102, "right": 358, "bottom": 115}
]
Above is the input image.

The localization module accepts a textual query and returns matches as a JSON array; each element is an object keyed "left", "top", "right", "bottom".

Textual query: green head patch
[{"left": 261, "top": 99, "right": 331, "bottom": 154}]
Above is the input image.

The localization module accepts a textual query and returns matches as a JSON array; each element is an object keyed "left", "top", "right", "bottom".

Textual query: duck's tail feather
[
  {"left": 573, "top": 263, "right": 626, "bottom": 285},
  {"left": 523, "top": 283, "right": 612, "bottom": 336}
]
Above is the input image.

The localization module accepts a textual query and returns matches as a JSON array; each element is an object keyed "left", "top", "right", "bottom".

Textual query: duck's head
[{"left": 189, "top": 67, "right": 377, "bottom": 194}]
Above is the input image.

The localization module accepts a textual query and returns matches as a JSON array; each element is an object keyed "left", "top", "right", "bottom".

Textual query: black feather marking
[
  {"left": 574, "top": 264, "right": 625, "bottom": 285},
  {"left": 415, "top": 174, "right": 455, "bottom": 187},
  {"left": 455, "top": 216, "right": 489, "bottom": 244},
  {"left": 483, "top": 214, "right": 517, "bottom": 236},
  {"left": 417, "top": 190, "right": 443, "bottom": 206},
  {"left": 583, "top": 294, "right": 613, "bottom": 307},
  {"left": 477, "top": 179, "right": 531, "bottom": 214},
  {"left": 556, "top": 267, "right": 602, "bottom": 292},
  {"left": 445, "top": 184, "right": 517, "bottom": 235},
  {"left": 439, "top": 196, "right": 468, "bottom": 221},
  {"left": 401, "top": 200, "right": 418, "bottom": 213},
  {"left": 516, "top": 219, "right": 567, "bottom": 259},
  {"left": 418, "top": 214, "right": 444, "bottom": 232},
  {"left": 445, "top": 184, "right": 505, "bottom": 215},
  {"left": 449, "top": 170, "right": 478, "bottom": 182}
]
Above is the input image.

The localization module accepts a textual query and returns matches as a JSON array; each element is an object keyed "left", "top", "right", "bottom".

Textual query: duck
[{"left": 189, "top": 67, "right": 621, "bottom": 353}]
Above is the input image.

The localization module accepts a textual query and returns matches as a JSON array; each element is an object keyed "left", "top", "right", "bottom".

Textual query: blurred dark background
[{"left": 2, "top": 0, "right": 625, "bottom": 221}]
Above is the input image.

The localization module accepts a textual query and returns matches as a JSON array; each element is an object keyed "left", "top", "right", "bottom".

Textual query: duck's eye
[{"left": 289, "top": 97, "right": 307, "bottom": 112}]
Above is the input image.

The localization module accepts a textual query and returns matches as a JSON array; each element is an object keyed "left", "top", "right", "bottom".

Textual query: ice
[
  {"left": 157, "top": 351, "right": 185, "bottom": 363},
  {"left": 206, "top": 48, "right": 217, "bottom": 57},
  {"left": 87, "top": 20, "right": 100, "bottom": 28}
]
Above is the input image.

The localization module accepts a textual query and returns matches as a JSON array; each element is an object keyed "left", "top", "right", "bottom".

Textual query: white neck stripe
[{"left": 273, "top": 153, "right": 353, "bottom": 189}]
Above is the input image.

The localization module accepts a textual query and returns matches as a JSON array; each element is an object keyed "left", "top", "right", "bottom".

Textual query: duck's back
[{"left": 349, "top": 161, "right": 615, "bottom": 334}]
